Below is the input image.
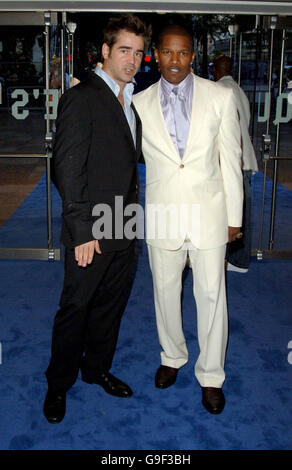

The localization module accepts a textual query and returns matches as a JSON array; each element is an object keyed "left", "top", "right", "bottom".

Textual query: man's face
[
  {"left": 155, "top": 32, "right": 195, "bottom": 85},
  {"left": 102, "top": 29, "right": 144, "bottom": 88}
]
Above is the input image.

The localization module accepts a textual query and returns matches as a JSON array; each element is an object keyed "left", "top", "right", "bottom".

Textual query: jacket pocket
[{"left": 206, "top": 179, "right": 224, "bottom": 193}]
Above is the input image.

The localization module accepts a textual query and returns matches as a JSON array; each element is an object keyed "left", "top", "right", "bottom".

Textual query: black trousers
[{"left": 45, "top": 242, "right": 135, "bottom": 393}]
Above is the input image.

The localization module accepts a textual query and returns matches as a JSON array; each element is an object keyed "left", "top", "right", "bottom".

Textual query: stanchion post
[
  {"left": 268, "top": 28, "right": 286, "bottom": 251},
  {"left": 256, "top": 20, "right": 275, "bottom": 260},
  {"left": 44, "top": 12, "right": 54, "bottom": 260}
]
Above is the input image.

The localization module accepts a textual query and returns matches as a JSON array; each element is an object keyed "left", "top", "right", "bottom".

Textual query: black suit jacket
[{"left": 52, "top": 72, "right": 142, "bottom": 252}]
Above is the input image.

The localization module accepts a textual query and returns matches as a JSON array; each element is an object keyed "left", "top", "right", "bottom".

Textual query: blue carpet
[
  {"left": 251, "top": 171, "right": 292, "bottom": 251},
  {"left": 0, "top": 165, "right": 292, "bottom": 450}
]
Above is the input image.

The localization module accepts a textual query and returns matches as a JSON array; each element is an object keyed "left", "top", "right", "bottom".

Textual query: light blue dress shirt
[{"left": 94, "top": 65, "right": 136, "bottom": 147}]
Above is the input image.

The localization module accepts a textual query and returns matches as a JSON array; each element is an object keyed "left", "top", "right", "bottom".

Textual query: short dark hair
[
  {"left": 213, "top": 54, "right": 234, "bottom": 75},
  {"left": 156, "top": 22, "right": 194, "bottom": 50},
  {"left": 103, "top": 14, "right": 152, "bottom": 50}
]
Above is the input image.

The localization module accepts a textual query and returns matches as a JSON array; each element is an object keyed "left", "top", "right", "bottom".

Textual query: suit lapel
[
  {"left": 132, "top": 102, "right": 142, "bottom": 161},
  {"left": 183, "top": 75, "right": 208, "bottom": 160},
  {"left": 151, "top": 81, "right": 181, "bottom": 163},
  {"left": 90, "top": 73, "right": 137, "bottom": 156}
]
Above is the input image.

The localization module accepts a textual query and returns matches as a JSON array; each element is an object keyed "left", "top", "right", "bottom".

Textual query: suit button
[{"left": 179, "top": 164, "right": 184, "bottom": 169}]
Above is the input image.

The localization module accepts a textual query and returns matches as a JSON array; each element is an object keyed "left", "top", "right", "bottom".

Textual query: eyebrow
[
  {"left": 161, "top": 47, "right": 190, "bottom": 51},
  {"left": 117, "top": 46, "right": 144, "bottom": 53}
]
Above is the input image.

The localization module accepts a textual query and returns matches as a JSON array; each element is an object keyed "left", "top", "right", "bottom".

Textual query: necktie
[{"left": 170, "top": 86, "right": 190, "bottom": 158}]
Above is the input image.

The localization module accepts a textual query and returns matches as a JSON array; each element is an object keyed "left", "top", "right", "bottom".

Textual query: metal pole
[
  {"left": 251, "top": 24, "right": 261, "bottom": 143},
  {"left": 257, "top": 26, "right": 274, "bottom": 257},
  {"left": 66, "top": 21, "right": 77, "bottom": 87},
  {"left": 238, "top": 32, "right": 242, "bottom": 87},
  {"left": 266, "top": 28, "right": 274, "bottom": 134},
  {"left": 70, "top": 34, "right": 74, "bottom": 84},
  {"left": 71, "top": 33, "right": 74, "bottom": 84},
  {"left": 268, "top": 28, "right": 286, "bottom": 250},
  {"left": 45, "top": 21, "right": 50, "bottom": 136},
  {"left": 68, "top": 31, "right": 74, "bottom": 85},
  {"left": 234, "top": 32, "right": 237, "bottom": 78},
  {"left": 61, "top": 12, "right": 66, "bottom": 95},
  {"left": 44, "top": 13, "right": 54, "bottom": 257},
  {"left": 257, "top": 158, "right": 268, "bottom": 257}
]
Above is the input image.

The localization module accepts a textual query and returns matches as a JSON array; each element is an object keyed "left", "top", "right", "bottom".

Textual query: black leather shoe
[
  {"left": 93, "top": 372, "right": 133, "bottom": 398},
  {"left": 155, "top": 365, "right": 178, "bottom": 389},
  {"left": 43, "top": 390, "right": 66, "bottom": 423},
  {"left": 201, "top": 387, "right": 225, "bottom": 414}
]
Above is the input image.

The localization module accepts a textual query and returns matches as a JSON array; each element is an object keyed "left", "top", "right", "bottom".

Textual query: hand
[
  {"left": 74, "top": 240, "right": 101, "bottom": 267},
  {"left": 228, "top": 226, "right": 243, "bottom": 243}
]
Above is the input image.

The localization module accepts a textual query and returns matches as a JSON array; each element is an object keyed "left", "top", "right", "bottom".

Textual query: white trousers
[{"left": 147, "top": 243, "right": 228, "bottom": 388}]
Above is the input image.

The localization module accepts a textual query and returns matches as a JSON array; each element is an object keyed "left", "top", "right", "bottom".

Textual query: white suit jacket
[
  {"left": 133, "top": 74, "right": 243, "bottom": 250},
  {"left": 217, "top": 75, "right": 258, "bottom": 172}
]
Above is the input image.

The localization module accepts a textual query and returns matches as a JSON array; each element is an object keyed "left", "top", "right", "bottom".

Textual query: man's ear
[
  {"left": 192, "top": 51, "right": 196, "bottom": 63},
  {"left": 154, "top": 49, "right": 159, "bottom": 62},
  {"left": 102, "top": 43, "right": 110, "bottom": 61}
]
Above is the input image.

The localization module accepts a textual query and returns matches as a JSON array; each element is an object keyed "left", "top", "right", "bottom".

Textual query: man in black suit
[{"left": 44, "top": 14, "right": 151, "bottom": 423}]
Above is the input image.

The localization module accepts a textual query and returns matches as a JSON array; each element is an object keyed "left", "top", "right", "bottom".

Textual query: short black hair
[
  {"left": 156, "top": 19, "right": 194, "bottom": 50},
  {"left": 103, "top": 14, "right": 152, "bottom": 50},
  {"left": 213, "top": 54, "right": 234, "bottom": 75}
]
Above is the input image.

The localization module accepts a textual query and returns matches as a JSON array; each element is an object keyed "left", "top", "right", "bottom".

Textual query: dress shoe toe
[
  {"left": 155, "top": 365, "right": 178, "bottom": 389},
  {"left": 201, "top": 387, "right": 225, "bottom": 414},
  {"left": 94, "top": 372, "right": 133, "bottom": 398},
  {"left": 43, "top": 391, "right": 66, "bottom": 423}
]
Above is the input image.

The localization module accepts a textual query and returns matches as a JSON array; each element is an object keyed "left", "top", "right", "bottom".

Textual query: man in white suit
[
  {"left": 213, "top": 55, "right": 258, "bottom": 273},
  {"left": 133, "top": 23, "right": 243, "bottom": 414}
]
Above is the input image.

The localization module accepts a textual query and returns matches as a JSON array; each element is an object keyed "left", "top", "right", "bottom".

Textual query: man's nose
[
  {"left": 128, "top": 51, "right": 135, "bottom": 63},
  {"left": 170, "top": 53, "right": 179, "bottom": 64}
]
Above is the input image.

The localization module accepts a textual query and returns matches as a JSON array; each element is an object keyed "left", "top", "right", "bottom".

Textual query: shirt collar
[
  {"left": 94, "top": 65, "right": 135, "bottom": 105},
  {"left": 161, "top": 73, "right": 193, "bottom": 99},
  {"left": 219, "top": 75, "right": 233, "bottom": 82}
]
